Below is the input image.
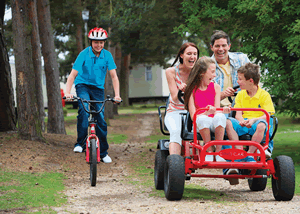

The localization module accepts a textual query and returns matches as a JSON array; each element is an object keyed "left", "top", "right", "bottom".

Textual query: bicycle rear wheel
[{"left": 90, "top": 139, "right": 97, "bottom": 186}]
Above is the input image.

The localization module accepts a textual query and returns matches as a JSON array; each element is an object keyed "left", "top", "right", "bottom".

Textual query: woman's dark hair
[
  {"left": 171, "top": 42, "right": 199, "bottom": 66},
  {"left": 184, "top": 56, "right": 216, "bottom": 110}
]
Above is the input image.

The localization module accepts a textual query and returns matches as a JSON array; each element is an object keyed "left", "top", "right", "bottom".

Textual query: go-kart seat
[
  {"left": 158, "top": 98, "right": 170, "bottom": 136},
  {"left": 180, "top": 112, "right": 213, "bottom": 141}
]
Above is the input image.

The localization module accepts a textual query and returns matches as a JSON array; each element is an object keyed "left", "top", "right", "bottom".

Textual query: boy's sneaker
[
  {"left": 225, "top": 168, "right": 239, "bottom": 185},
  {"left": 73, "top": 145, "right": 83, "bottom": 153},
  {"left": 101, "top": 155, "right": 112, "bottom": 163},
  {"left": 205, "top": 154, "right": 214, "bottom": 162},
  {"left": 257, "top": 149, "right": 272, "bottom": 158},
  {"left": 265, "top": 149, "right": 272, "bottom": 158},
  {"left": 215, "top": 155, "right": 226, "bottom": 162}
]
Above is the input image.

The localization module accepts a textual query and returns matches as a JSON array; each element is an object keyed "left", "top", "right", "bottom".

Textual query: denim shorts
[{"left": 228, "top": 117, "right": 268, "bottom": 136}]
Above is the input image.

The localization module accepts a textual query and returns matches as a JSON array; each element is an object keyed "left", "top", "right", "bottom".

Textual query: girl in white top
[{"left": 165, "top": 42, "right": 199, "bottom": 155}]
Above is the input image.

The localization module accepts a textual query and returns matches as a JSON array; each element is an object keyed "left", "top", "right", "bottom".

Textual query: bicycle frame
[
  {"left": 74, "top": 96, "right": 116, "bottom": 164},
  {"left": 85, "top": 123, "right": 101, "bottom": 163},
  {"left": 183, "top": 107, "right": 277, "bottom": 180}
]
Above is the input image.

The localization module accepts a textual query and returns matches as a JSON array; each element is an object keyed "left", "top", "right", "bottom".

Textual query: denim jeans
[{"left": 75, "top": 84, "right": 108, "bottom": 157}]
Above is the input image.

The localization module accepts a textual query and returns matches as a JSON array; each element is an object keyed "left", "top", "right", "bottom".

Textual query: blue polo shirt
[{"left": 73, "top": 46, "right": 117, "bottom": 89}]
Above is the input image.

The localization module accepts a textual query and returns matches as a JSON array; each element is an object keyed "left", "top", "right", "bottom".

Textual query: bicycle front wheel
[{"left": 90, "top": 138, "right": 97, "bottom": 186}]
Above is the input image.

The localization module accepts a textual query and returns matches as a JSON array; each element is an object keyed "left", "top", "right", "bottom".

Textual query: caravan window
[{"left": 145, "top": 66, "right": 152, "bottom": 82}]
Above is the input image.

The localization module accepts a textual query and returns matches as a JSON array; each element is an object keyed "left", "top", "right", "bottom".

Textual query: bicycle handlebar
[{"left": 63, "top": 95, "right": 122, "bottom": 115}]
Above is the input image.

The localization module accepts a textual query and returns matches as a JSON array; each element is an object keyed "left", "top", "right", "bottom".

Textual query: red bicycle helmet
[{"left": 88, "top": 27, "right": 108, "bottom": 41}]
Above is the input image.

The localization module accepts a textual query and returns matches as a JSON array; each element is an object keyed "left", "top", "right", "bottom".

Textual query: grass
[
  {"left": 108, "top": 133, "right": 128, "bottom": 144},
  {"left": 0, "top": 170, "right": 67, "bottom": 213}
]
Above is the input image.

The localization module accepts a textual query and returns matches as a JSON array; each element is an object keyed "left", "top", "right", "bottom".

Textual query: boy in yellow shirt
[{"left": 226, "top": 62, "right": 275, "bottom": 163}]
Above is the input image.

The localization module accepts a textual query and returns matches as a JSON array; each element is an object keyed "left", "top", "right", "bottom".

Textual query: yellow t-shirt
[
  {"left": 234, "top": 87, "right": 275, "bottom": 119},
  {"left": 219, "top": 62, "right": 232, "bottom": 106}
]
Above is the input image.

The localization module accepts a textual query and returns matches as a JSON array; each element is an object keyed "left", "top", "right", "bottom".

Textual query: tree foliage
[{"left": 177, "top": 0, "right": 300, "bottom": 117}]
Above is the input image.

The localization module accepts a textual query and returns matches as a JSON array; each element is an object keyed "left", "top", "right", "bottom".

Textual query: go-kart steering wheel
[
  {"left": 178, "top": 90, "right": 184, "bottom": 104},
  {"left": 228, "top": 85, "right": 240, "bottom": 103}
]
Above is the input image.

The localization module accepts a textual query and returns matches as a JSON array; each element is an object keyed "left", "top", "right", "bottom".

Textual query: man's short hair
[
  {"left": 237, "top": 63, "right": 260, "bottom": 85},
  {"left": 210, "top": 30, "right": 231, "bottom": 46}
]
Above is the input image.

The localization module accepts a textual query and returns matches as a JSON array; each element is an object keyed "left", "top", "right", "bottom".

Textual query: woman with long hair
[{"left": 164, "top": 42, "right": 199, "bottom": 155}]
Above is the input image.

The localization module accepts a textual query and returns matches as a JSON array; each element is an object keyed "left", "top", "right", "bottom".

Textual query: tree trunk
[
  {"left": 105, "top": 27, "right": 114, "bottom": 120},
  {"left": 28, "top": 0, "right": 45, "bottom": 132},
  {"left": 11, "top": 0, "right": 43, "bottom": 141},
  {"left": 76, "top": 23, "right": 83, "bottom": 55},
  {"left": 37, "top": 0, "right": 66, "bottom": 134},
  {"left": 113, "top": 43, "right": 121, "bottom": 115},
  {"left": 120, "top": 53, "right": 131, "bottom": 107},
  {"left": 0, "top": 0, "right": 16, "bottom": 132},
  {"left": 76, "top": 0, "right": 83, "bottom": 55}
]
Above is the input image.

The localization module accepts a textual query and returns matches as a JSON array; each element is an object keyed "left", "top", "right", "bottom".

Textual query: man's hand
[{"left": 222, "top": 87, "right": 235, "bottom": 98}]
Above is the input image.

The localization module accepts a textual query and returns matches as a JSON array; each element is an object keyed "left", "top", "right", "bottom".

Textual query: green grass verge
[{"left": 0, "top": 170, "right": 67, "bottom": 212}]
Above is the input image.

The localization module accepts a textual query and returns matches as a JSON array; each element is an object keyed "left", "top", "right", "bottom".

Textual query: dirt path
[{"left": 1, "top": 113, "right": 299, "bottom": 213}]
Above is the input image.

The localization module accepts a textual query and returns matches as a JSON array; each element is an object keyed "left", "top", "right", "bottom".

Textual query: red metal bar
[
  {"left": 86, "top": 138, "right": 90, "bottom": 163},
  {"left": 192, "top": 107, "right": 270, "bottom": 152},
  {"left": 96, "top": 137, "right": 100, "bottom": 163},
  {"left": 190, "top": 174, "right": 267, "bottom": 179}
]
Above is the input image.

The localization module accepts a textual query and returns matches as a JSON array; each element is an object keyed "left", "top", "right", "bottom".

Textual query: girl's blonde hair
[{"left": 184, "top": 56, "right": 216, "bottom": 110}]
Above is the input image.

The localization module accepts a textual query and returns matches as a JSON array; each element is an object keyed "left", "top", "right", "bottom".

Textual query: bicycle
[{"left": 64, "top": 95, "right": 121, "bottom": 186}]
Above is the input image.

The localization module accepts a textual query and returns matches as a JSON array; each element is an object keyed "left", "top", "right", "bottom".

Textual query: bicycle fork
[{"left": 85, "top": 124, "right": 101, "bottom": 163}]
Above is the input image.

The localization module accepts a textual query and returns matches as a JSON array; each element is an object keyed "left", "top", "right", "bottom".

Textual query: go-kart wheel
[
  {"left": 154, "top": 150, "right": 169, "bottom": 190},
  {"left": 248, "top": 169, "right": 267, "bottom": 191},
  {"left": 228, "top": 85, "right": 240, "bottom": 103},
  {"left": 272, "top": 155, "right": 295, "bottom": 201},
  {"left": 164, "top": 154, "right": 185, "bottom": 201}
]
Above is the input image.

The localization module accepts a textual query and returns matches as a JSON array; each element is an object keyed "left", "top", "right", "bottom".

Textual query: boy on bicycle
[{"left": 65, "top": 27, "right": 121, "bottom": 163}]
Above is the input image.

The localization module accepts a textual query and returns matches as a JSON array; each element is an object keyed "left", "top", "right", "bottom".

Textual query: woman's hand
[{"left": 178, "top": 83, "right": 187, "bottom": 92}]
